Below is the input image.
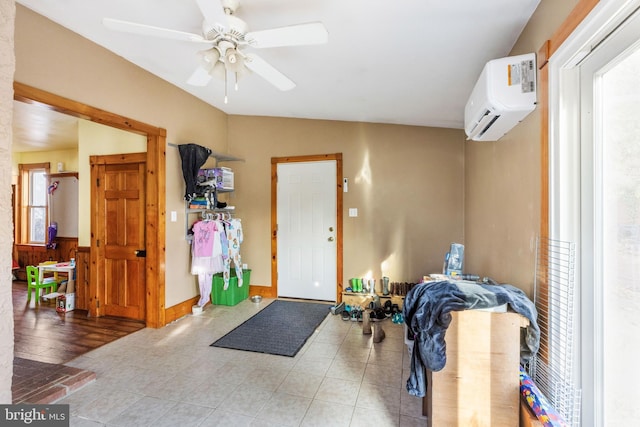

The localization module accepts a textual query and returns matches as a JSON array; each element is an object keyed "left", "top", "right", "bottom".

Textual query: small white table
[{"left": 39, "top": 262, "right": 76, "bottom": 294}]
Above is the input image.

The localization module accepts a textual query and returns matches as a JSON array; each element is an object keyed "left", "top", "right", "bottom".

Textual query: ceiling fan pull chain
[{"left": 224, "top": 70, "right": 228, "bottom": 104}]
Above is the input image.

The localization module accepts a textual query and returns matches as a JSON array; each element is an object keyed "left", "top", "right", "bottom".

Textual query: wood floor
[
  {"left": 11, "top": 279, "right": 146, "bottom": 404},
  {"left": 12, "top": 279, "right": 145, "bottom": 364}
]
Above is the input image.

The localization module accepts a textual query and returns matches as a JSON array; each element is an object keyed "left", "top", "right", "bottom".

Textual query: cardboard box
[
  {"left": 197, "top": 167, "right": 234, "bottom": 190},
  {"left": 211, "top": 270, "right": 251, "bottom": 306},
  {"left": 56, "top": 293, "right": 75, "bottom": 313}
]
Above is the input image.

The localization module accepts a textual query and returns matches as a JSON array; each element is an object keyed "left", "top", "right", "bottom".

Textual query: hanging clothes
[
  {"left": 178, "top": 143, "right": 212, "bottom": 202},
  {"left": 192, "top": 220, "right": 216, "bottom": 258},
  {"left": 196, "top": 272, "right": 213, "bottom": 307},
  {"left": 191, "top": 219, "right": 223, "bottom": 306},
  {"left": 222, "top": 218, "right": 243, "bottom": 290}
]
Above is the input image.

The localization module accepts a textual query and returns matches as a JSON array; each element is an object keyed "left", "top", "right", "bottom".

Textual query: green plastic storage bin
[{"left": 211, "top": 269, "right": 251, "bottom": 306}]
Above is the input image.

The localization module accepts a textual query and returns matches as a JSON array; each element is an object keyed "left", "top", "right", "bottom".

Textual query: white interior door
[{"left": 277, "top": 160, "right": 337, "bottom": 301}]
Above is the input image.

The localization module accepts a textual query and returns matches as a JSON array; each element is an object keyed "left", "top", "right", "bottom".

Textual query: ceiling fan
[{"left": 103, "top": 0, "right": 328, "bottom": 101}]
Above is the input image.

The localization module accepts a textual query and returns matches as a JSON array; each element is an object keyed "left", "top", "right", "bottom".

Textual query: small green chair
[{"left": 25, "top": 265, "right": 58, "bottom": 302}]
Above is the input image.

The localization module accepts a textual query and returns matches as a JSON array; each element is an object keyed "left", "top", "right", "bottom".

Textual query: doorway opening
[{"left": 13, "top": 82, "right": 167, "bottom": 327}]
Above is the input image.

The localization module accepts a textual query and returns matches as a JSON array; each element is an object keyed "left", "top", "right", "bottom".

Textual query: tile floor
[{"left": 60, "top": 298, "right": 427, "bottom": 426}]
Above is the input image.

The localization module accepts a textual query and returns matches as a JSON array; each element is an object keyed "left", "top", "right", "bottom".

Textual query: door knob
[
  {"left": 329, "top": 227, "right": 334, "bottom": 232},
  {"left": 135, "top": 250, "right": 146, "bottom": 257},
  {"left": 328, "top": 236, "right": 334, "bottom": 242}
]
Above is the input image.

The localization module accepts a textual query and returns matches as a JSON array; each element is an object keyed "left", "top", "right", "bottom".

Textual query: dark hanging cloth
[{"left": 178, "top": 143, "right": 212, "bottom": 201}]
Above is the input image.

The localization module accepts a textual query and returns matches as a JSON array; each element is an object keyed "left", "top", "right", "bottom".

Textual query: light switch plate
[
  {"left": 349, "top": 208, "right": 358, "bottom": 217},
  {"left": 170, "top": 211, "right": 177, "bottom": 222}
]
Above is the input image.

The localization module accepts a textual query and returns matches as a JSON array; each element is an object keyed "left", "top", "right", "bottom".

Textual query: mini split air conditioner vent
[{"left": 464, "top": 53, "right": 537, "bottom": 141}]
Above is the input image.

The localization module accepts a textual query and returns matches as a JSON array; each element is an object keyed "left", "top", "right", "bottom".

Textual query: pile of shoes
[
  {"left": 369, "top": 307, "right": 387, "bottom": 321},
  {"left": 340, "top": 305, "right": 365, "bottom": 322},
  {"left": 362, "top": 308, "right": 388, "bottom": 343},
  {"left": 389, "top": 282, "right": 419, "bottom": 296},
  {"left": 391, "top": 312, "right": 404, "bottom": 324},
  {"left": 330, "top": 301, "right": 345, "bottom": 315},
  {"left": 382, "top": 300, "right": 402, "bottom": 318},
  {"left": 335, "top": 300, "right": 406, "bottom": 324}
]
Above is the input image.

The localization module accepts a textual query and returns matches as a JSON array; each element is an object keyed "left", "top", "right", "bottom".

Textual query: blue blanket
[{"left": 403, "top": 280, "right": 540, "bottom": 397}]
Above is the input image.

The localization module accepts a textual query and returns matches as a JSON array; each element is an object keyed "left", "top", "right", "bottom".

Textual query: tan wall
[
  {"left": 228, "top": 116, "right": 465, "bottom": 286},
  {"left": 463, "top": 0, "right": 577, "bottom": 295},
  {"left": 14, "top": 5, "right": 228, "bottom": 308}
]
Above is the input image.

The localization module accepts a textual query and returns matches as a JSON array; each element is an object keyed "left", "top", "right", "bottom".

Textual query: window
[
  {"left": 18, "top": 162, "right": 50, "bottom": 244},
  {"left": 550, "top": 1, "right": 640, "bottom": 424}
]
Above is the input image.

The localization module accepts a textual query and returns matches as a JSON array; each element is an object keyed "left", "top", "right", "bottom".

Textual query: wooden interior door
[{"left": 92, "top": 153, "right": 146, "bottom": 320}]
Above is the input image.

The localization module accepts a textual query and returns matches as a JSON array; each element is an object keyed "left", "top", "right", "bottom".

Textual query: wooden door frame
[
  {"left": 270, "top": 153, "right": 343, "bottom": 301},
  {"left": 13, "top": 82, "right": 167, "bottom": 328}
]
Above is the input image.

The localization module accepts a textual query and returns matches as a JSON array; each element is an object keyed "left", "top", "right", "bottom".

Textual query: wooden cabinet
[{"left": 424, "top": 309, "right": 528, "bottom": 427}]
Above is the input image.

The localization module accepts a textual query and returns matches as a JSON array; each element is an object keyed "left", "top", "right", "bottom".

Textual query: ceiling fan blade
[
  {"left": 244, "top": 53, "right": 295, "bottom": 91},
  {"left": 195, "top": 0, "right": 228, "bottom": 28},
  {"left": 103, "top": 18, "right": 212, "bottom": 44},
  {"left": 187, "top": 66, "right": 213, "bottom": 86},
  {"left": 245, "top": 22, "right": 328, "bottom": 48}
]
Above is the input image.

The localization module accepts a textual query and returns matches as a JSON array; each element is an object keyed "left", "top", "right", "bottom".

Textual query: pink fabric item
[{"left": 192, "top": 221, "right": 217, "bottom": 257}]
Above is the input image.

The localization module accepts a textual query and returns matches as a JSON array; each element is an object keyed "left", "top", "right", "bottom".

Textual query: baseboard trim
[
  {"left": 249, "top": 285, "right": 276, "bottom": 298},
  {"left": 165, "top": 295, "right": 200, "bottom": 323},
  {"left": 166, "top": 286, "right": 275, "bottom": 322}
]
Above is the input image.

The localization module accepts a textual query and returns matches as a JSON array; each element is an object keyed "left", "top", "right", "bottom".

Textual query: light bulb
[
  {"left": 224, "top": 48, "right": 244, "bottom": 73},
  {"left": 201, "top": 48, "right": 220, "bottom": 67}
]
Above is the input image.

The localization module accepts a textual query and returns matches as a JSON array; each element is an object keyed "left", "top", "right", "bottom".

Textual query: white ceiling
[{"left": 13, "top": 0, "right": 540, "bottom": 152}]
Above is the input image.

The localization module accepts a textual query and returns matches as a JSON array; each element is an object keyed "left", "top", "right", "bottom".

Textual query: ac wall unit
[{"left": 464, "top": 53, "right": 537, "bottom": 141}]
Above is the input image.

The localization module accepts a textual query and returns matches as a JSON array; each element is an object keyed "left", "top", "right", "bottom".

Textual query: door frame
[
  {"left": 270, "top": 153, "right": 343, "bottom": 301},
  {"left": 13, "top": 82, "right": 167, "bottom": 328}
]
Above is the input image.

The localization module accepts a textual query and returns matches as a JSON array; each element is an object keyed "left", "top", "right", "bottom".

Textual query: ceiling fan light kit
[{"left": 103, "top": 0, "right": 328, "bottom": 103}]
